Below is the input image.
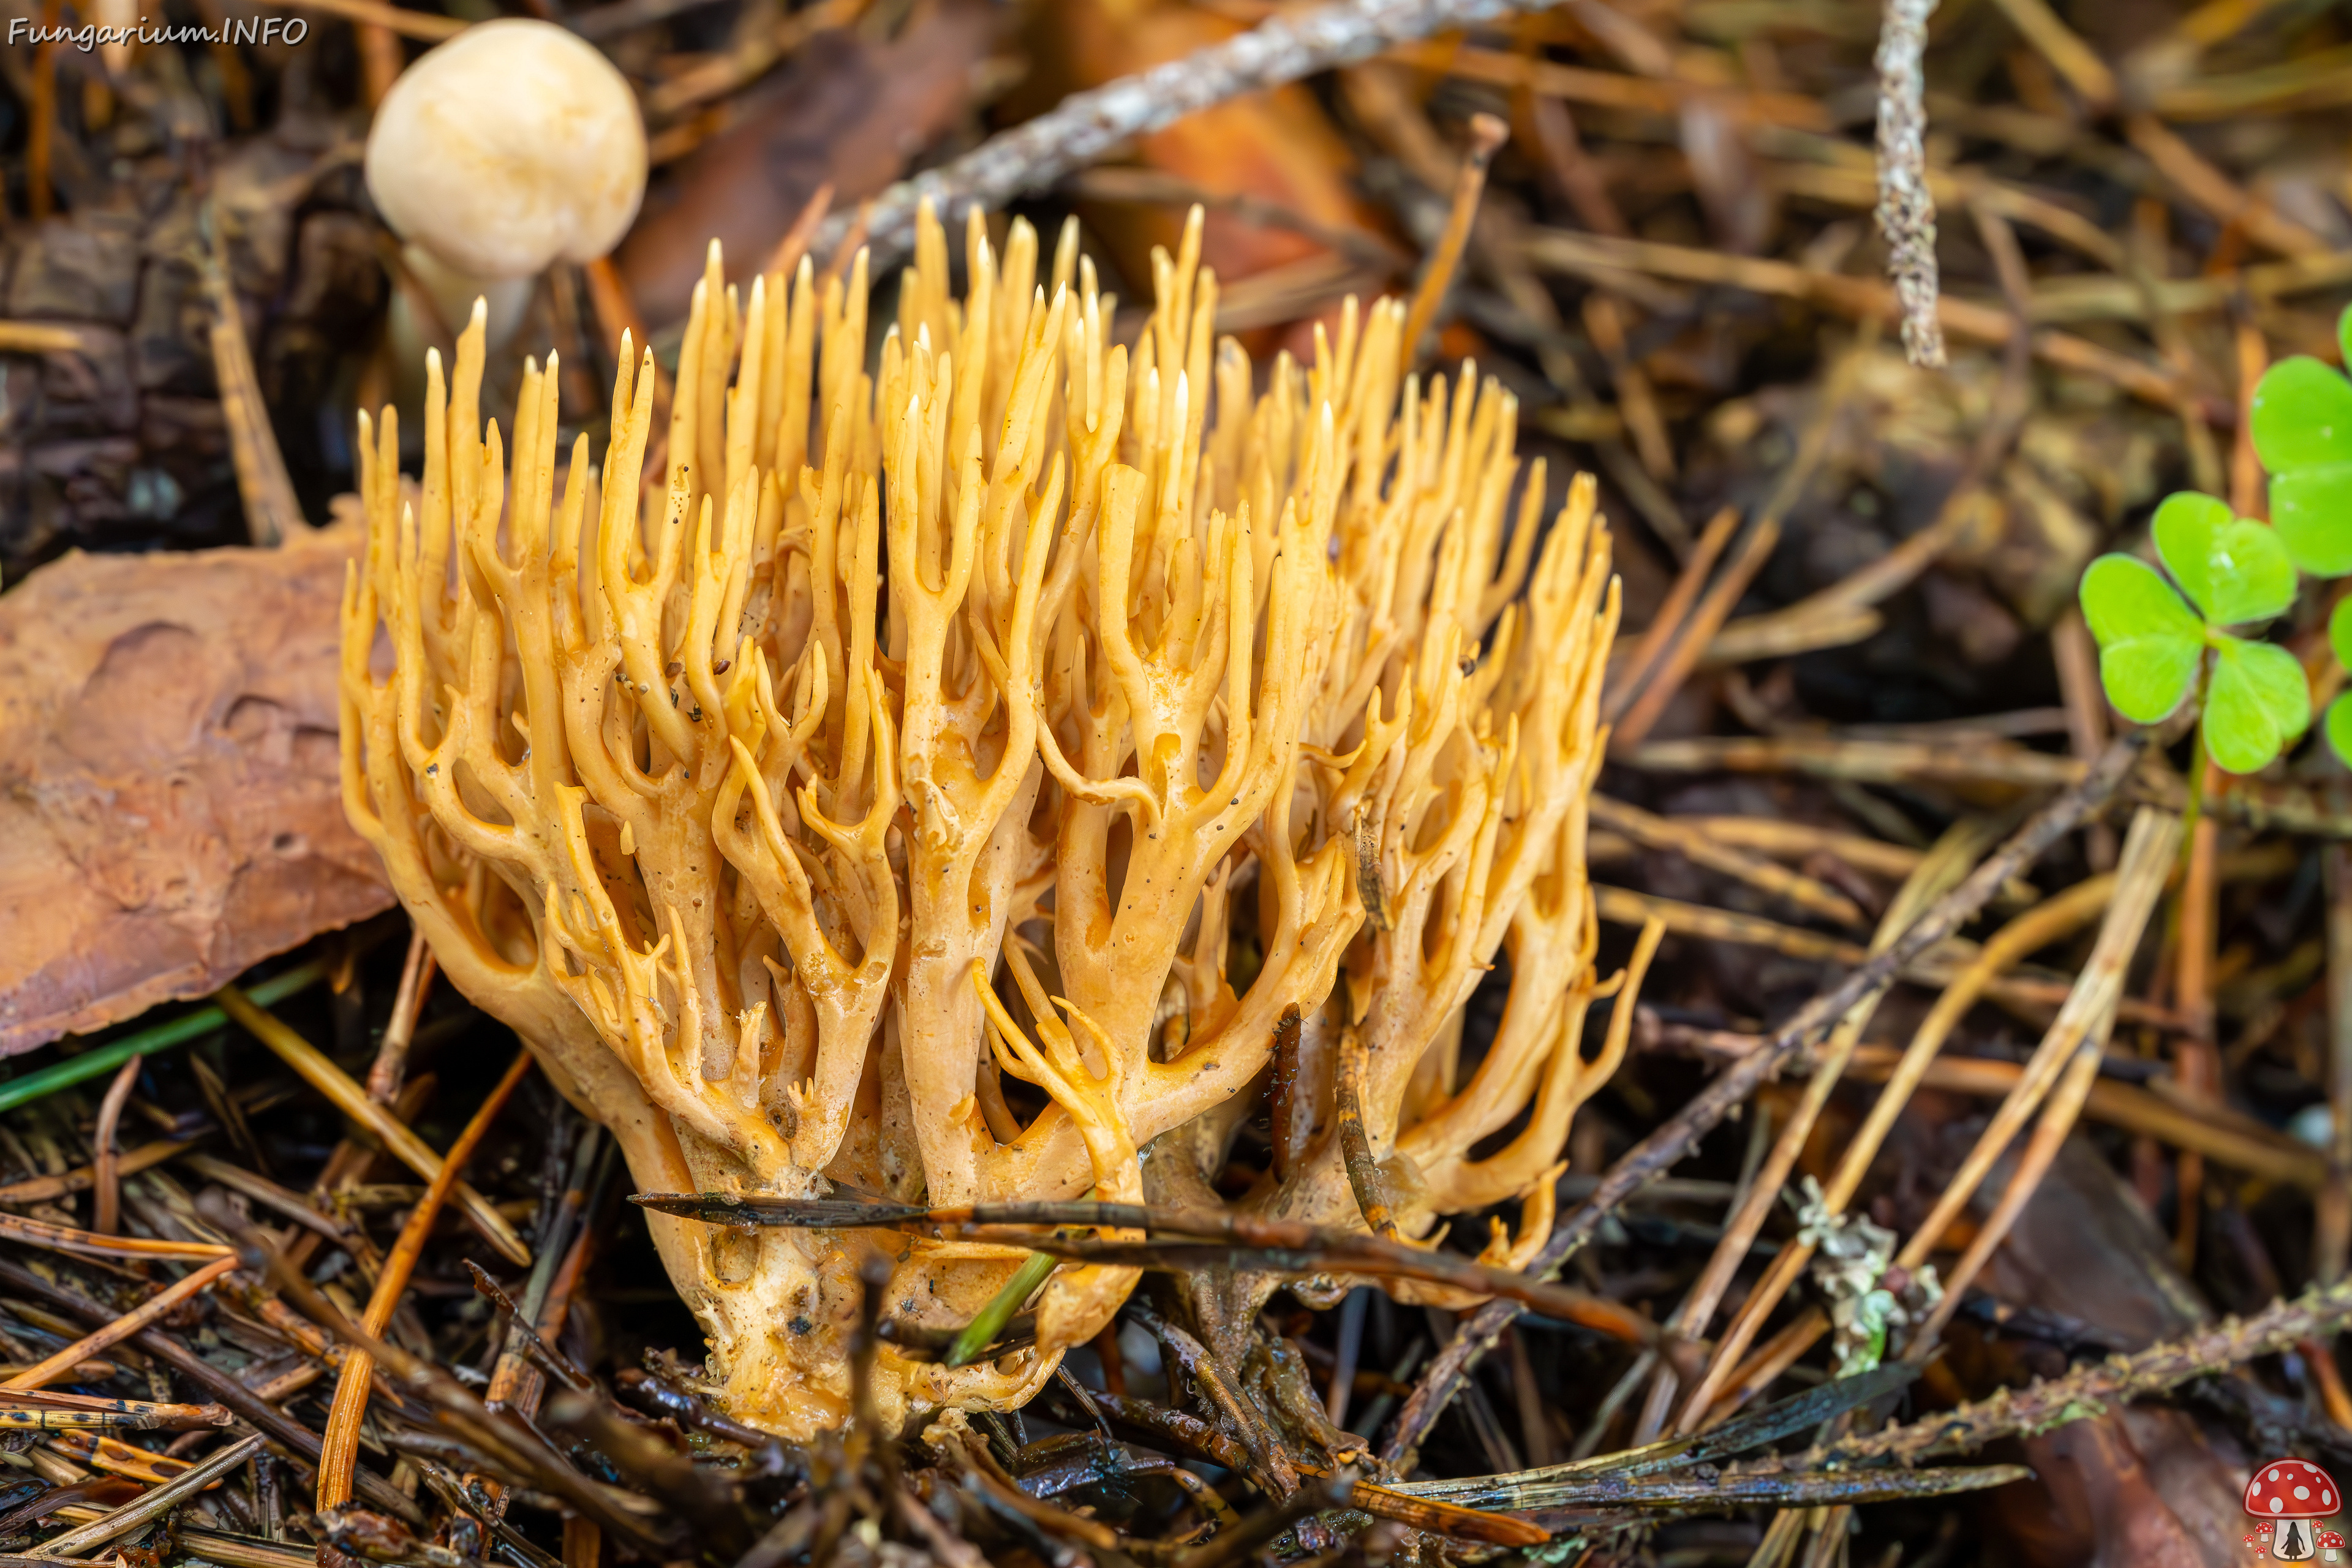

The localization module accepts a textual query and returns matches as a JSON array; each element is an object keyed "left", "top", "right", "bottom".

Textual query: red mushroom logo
[
  {"left": 2245, "top": 1460, "right": 2339, "bottom": 1561},
  {"left": 2321, "top": 1528, "right": 2345, "bottom": 1561}
]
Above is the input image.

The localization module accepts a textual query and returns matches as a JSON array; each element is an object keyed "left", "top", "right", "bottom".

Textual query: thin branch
[
  {"left": 89, "top": 1057, "right": 141, "bottom": 1237},
  {"left": 1399, "top": 112, "right": 1509, "bottom": 365},
  {"left": 1752, "top": 1276, "right": 2352, "bottom": 1471},
  {"left": 34, "top": 1433, "right": 267, "bottom": 1557},
  {"left": 807, "top": 0, "right": 1608, "bottom": 270},
  {"left": 1873, "top": 0, "right": 1945, "bottom": 367}
]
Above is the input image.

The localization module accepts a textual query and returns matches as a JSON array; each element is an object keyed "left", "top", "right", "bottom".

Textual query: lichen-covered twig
[
  {"left": 810, "top": 0, "right": 1584, "bottom": 270},
  {"left": 1400, "top": 1462, "right": 2029, "bottom": 1513},
  {"left": 1383, "top": 733, "right": 2146, "bottom": 1464},
  {"left": 1746, "top": 1276, "right": 2352, "bottom": 1472},
  {"left": 1873, "top": 0, "right": 1945, "bottom": 368}
]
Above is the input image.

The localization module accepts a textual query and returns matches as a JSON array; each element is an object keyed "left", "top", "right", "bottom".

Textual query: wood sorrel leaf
[
  {"left": 2203, "top": 633, "right": 2309, "bottom": 775},
  {"left": 2151, "top": 492, "right": 2296, "bottom": 625},
  {"left": 2080, "top": 554, "right": 2202, "bottom": 723},
  {"left": 2251, "top": 356, "right": 2352, "bottom": 576},
  {"left": 2275, "top": 467, "right": 2352, "bottom": 579},
  {"left": 2332, "top": 594, "right": 2352, "bottom": 676},
  {"left": 2328, "top": 692, "right": 2352, "bottom": 772}
]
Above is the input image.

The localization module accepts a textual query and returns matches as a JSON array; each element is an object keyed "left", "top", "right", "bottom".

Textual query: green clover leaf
[
  {"left": 2250, "top": 352, "right": 2352, "bottom": 577},
  {"left": 2326, "top": 597, "right": 2352, "bottom": 772},
  {"left": 2079, "top": 494, "right": 2313, "bottom": 775},
  {"left": 2080, "top": 554, "right": 2203, "bottom": 723},
  {"left": 2150, "top": 492, "right": 2296, "bottom": 625},
  {"left": 2204, "top": 635, "right": 2309, "bottom": 775},
  {"left": 2328, "top": 693, "right": 2352, "bottom": 772}
]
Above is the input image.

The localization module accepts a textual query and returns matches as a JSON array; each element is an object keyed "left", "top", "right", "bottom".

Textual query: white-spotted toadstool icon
[
  {"left": 2245, "top": 1460, "right": 2338, "bottom": 1561},
  {"left": 2321, "top": 1528, "right": 2345, "bottom": 1561}
]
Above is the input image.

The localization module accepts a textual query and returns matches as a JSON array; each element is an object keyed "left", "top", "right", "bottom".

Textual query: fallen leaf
[
  {"left": 0, "top": 521, "right": 391, "bottom": 1057},
  {"left": 614, "top": 0, "right": 998, "bottom": 326}
]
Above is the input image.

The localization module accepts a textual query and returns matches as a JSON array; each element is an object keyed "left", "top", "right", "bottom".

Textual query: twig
[
  {"left": 1591, "top": 796, "right": 1865, "bottom": 927},
  {"left": 807, "top": 0, "right": 1646, "bottom": 270},
  {"left": 1390, "top": 1463, "right": 2027, "bottom": 1512},
  {"left": 1985, "top": 0, "right": 2116, "bottom": 111},
  {"left": 367, "top": 933, "right": 436, "bottom": 1107},
  {"left": 1399, "top": 113, "right": 1508, "bottom": 366},
  {"left": 2173, "top": 761, "right": 2223, "bottom": 1270},
  {"left": 202, "top": 210, "right": 305, "bottom": 547},
  {"left": 1755, "top": 1276, "right": 2352, "bottom": 1470},
  {"left": 36, "top": 1432, "right": 267, "bottom": 1558},
  {"left": 88, "top": 1058, "right": 141, "bottom": 1237},
  {"left": 1269, "top": 1006, "right": 1305, "bottom": 1185},
  {"left": 2126, "top": 115, "right": 2326, "bottom": 259},
  {"left": 2, "top": 1256, "right": 239, "bottom": 1392},
  {"left": 637, "top": 1194, "right": 1662, "bottom": 1347},
  {"left": 1605, "top": 507, "right": 1737, "bottom": 723},
  {"left": 0, "top": 1406, "right": 173, "bottom": 1430},
  {"left": 0, "top": 323, "right": 88, "bottom": 354},
  {"left": 0, "top": 1389, "right": 228, "bottom": 1428},
  {"left": 1610, "top": 519, "right": 1781, "bottom": 750},
  {"left": 217, "top": 986, "right": 529, "bottom": 1265},
  {"left": 180, "top": 1155, "right": 364, "bottom": 1250},
  {"left": 1381, "top": 733, "right": 2145, "bottom": 1466},
  {"left": 318, "top": 1048, "right": 532, "bottom": 1509},
  {"left": 1619, "top": 734, "right": 2085, "bottom": 790},
  {"left": 1873, "top": 0, "right": 1945, "bottom": 366},
  {"left": 261, "top": 0, "right": 465, "bottom": 39},
  {"left": 0, "top": 1209, "right": 231, "bottom": 1263},
  {"left": 1128, "top": 1301, "right": 1297, "bottom": 1498}
]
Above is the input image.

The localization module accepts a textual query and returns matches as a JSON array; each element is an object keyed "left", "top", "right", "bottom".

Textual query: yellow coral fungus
[{"left": 340, "top": 203, "right": 1620, "bottom": 1439}]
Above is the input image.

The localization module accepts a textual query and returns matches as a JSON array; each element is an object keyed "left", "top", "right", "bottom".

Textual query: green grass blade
[
  {"left": 946, "top": 1248, "right": 1060, "bottom": 1368},
  {"left": 0, "top": 959, "right": 331, "bottom": 1115}
]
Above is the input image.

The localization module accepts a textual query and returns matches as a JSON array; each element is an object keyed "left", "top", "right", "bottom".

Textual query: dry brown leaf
[
  {"left": 0, "top": 522, "right": 390, "bottom": 1057},
  {"left": 614, "top": 0, "right": 998, "bottom": 326}
]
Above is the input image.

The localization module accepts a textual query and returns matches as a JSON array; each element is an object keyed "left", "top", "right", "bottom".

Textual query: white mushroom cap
[{"left": 365, "top": 19, "right": 647, "bottom": 282}]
